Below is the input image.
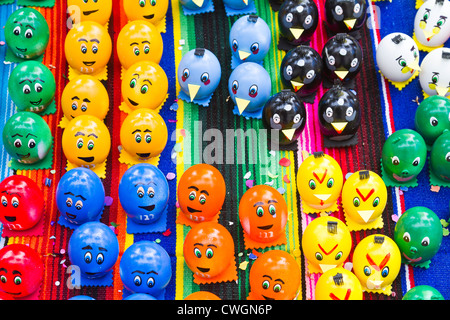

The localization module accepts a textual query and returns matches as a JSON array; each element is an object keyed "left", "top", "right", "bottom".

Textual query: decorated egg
[
  {"left": 177, "top": 48, "right": 221, "bottom": 106},
  {"left": 301, "top": 216, "right": 352, "bottom": 274},
  {"left": 123, "top": 0, "right": 169, "bottom": 28},
  {"left": 376, "top": 32, "right": 421, "bottom": 84},
  {"left": 56, "top": 167, "right": 106, "bottom": 226},
  {"left": 123, "top": 293, "right": 157, "bottom": 300},
  {"left": 315, "top": 267, "right": 363, "bottom": 300},
  {"left": 119, "top": 241, "right": 171, "bottom": 298},
  {"left": 429, "top": 130, "right": 450, "bottom": 184},
  {"left": 184, "top": 291, "right": 221, "bottom": 300},
  {"left": 228, "top": 62, "right": 272, "bottom": 118},
  {"left": 61, "top": 75, "right": 109, "bottom": 122},
  {"left": 64, "top": 21, "right": 112, "bottom": 76},
  {"left": 394, "top": 206, "right": 443, "bottom": 269},
  {"left": 229, "top": 15, "right": 271, "bottom": 68},
  {"left": 4, "top": 7, "right": 49, "bottom": 60},
  {"left": 318, "top": 83, "right": 361, "bottom": 147},
  {"left": 262, "top": 90, "right": 307, "bottom": 146},
  {"left": 278, "top": 0, "right": 319, "bottom": 45},
  {"left": 414, "top": 0, "right": 450, "bottom": 50},
  {"left": 68, "top": 221, "right": 119, "bottom": 279},
  {"left": 419, "top": 47, "right": 450, "bottom": 98},
  {"left": 381, "top": 129, "right": 427, "bottom": 186},
  {"left": 69, "top": 295, "right": 96, "bottom": 300},
  {"left": 67, "top": 0, "right": 112, "bottom": 25},
  {"left": 177, "top": 164, "right": 226, "bottom": 224},
  {"left": 296, "top": 151, "right": 344, "bottom": 214},
  {"left": 119, "top": 108, "right": 168, "bottom": 162},
  {"left": 116, "top": 20, "right": 163, "bottom": 70},
  {"left": 223, "top": 0, "right": 253, "bottom": 11},
  {"left": 402, "top": 285, "right": 445, "bottom": 300},
  {"left": 8, "top": 61, "right": 56, "bottom": 113},
  {"left": 414, "top": 95, "right": 450, "bottom": 148},
  {"left": 62, "top": 115, "right": 111, "bottom": 168},
  {"left": 180, "top": 0, "right": 213, "bottom": 12},
  {"left": 121, "top": 61, "right": 169, "bottom": 112},
  {"left": 248, "top": 250, "right": 301, "bottom": 300},
  {"left": 341, "top": 170, "right": 387, "bottom": 229},
  {"left": 280, "top": 45, "right": 323, "bottom": 98},
  {"left": 324, "top": 0, "right": 367, "bottom": 34},
  {"left": 352, "top": 234, "right": 401, "bottom": 294},
  {"left": 238, "top": 185, "right": 288, "bottom": 245},
  {"left": 0, "top": 244, "right": 44, "bottom": 298},
  {"left": 119, "top": 163, "right": 169, "bottom": 225},
  {"left": 322, "top": 33, "right": 362, "bottom": 84},
  {"left": 2, "top": 111, "right": 53, "bottom": 165},
  {"left": 0, "top": 175, "right": 44, "bottom": 232}
]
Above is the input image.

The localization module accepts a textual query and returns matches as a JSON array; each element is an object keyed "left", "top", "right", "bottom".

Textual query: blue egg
[
  {"left": 229, "top": 15, "right": 271, "bottom": 68},
  {"left": 118, "top": 163, "right": 169, "bottom": 225},
  {"left": 123, "top": 293, "right": 157, "bottom": 300},
  {"left": 68, "top": 222, "right": 119, "bottom": 279},
  {"left": 119, "top": 241, "right": 172, "bottom": 297},
  {"left": 228, "top": 62, "right": 272, "bottom": 118},
  {"left": 180, "top": 0, "right": 212, "bottom": 11},
  {"left": 68, "top": 295, "right": 96, "bottom": 300},
  {"left": 224, "top": 0, "right": 252, "bottom": 10},
  {"left": 56, "top": 167, "right": 105, "bottom": 226},
  {"left": 177, "top": 48, "right": 221, "bottom": 106}
]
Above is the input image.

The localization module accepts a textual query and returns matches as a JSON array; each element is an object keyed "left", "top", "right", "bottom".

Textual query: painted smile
[
  {"left": 128, "top": 98, "right": 139, "bottom": 106},
  {"left": 78, "top": 156, "right": 95, "bottom": 163},
  {"left": 83, "top": 9, "right": 99, "bottom": 16},
  {"left": 262, "top": 295, "right": 275, "bottom": 300},
  {"left": 16, "top": 47, "right": 27, "bottom": 52},
  {"left": 4, "top": 216, "right": 16, "bottom": 222},
  {"left": 143, "top": 14, "right": 155, "bottom": 19},
  {"left": 197, "top": 266, "right": 210, "bottom": 273},
  {"left": 66, "top": 212, "right": 77, "bottom": 220},
  {"left": 83, "top": 61, "right": 96, "bottom": 67},
  {"left": 136, "top": 152, "right": 151, "bottom": 158},
  {"left": 402, "top": 252, "right": 422, "bottom": 263},
  {"left": 16, "top": 153, "right": 30, "bottom": 159},
  {"left": 187, "top": 206, "right": 202, "bottom": 213},
  {"left": 30, "top": 99, "right": 43, "bottom": 106},
  {"left": 138, "top": 204, "right": 155, "bottom": 212},
  {"left": 257, "top": 224, "right": 273, "bottom": 230},
  {"left": 393, "top": 173, "right": 414, "bottom": 182}
]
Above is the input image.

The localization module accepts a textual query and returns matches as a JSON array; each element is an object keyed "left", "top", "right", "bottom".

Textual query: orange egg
[{"left": 184, "top": 291, "right": 221, "bottom": 300}]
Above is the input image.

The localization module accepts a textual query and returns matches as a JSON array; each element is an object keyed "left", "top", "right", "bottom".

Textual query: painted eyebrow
[
  {"left": 64, "top": 192, "right": 75, "bottom": 196},
  {"left": 262, "top": 275, "right": 272, "bottom": 280},
  {"left": 395, "top": 55, "right": 402, "bottom": 60},
  {"left": 71, "top": 96, "right": 80, "bottom": 100},
  {"left": 143, "top": 79, "right": 152, "bottom": 85},
  {"left": 142, "top": 41, "right": 150, "bottom": 44},
  {"left": 14, "top": 21, "right": 22, "bottom": 26},
  {"left": 253, "top": 201, "right": 264, "bottom": 207},
  {"left": 0, "top": 268, "right": 6, "bottom": 273},
  {"left": 83, "top": 98, "right": 91, "bottom": 103},
  {"left": 78, "top": 38, "right": 88, "bottom": 42},
  {"left": 132, "top": 129, "right": 142, "bottom": 134},
  {"left": 188, "top": 186, "right": 199, "bottom": 191},
  {"left": 64, "top": 192, "right": 86, "bottom": 201},
  {"left": 11, "top": 133, "right": 23, "bottom": 138},
  {"left": 12, "top": 270, "right": 22, "bottom": 275},
  {"left": 200, "top": 190, "right": 209, "bottom": 196},
  {"left": 90, "top": 39, "right": 100, "bottom": 43},
  {"left": 26, "top": 133, "right": 37, "bottom": 138},
  {"left": 82, "top": 245, "right": 93, "bottom": 250},
  {"left": 132, "top": 73, "right": 140, "bottom": 78},
  {"left": 410, "top": 46, "right": 416, "bottom": 51},
  {"left": 274, "top": 279, "right": 285, "bottom": 284},
  {"left": 268, "top": 200, "right": 278, "bottom": 204},
  {"left": 98, "top": 247, "right": 108, "bottom": 252},
  {"left": 132, "top": 270, "right": 145, "bottom": 274},
  {"left": 25, "top": 24, "right": 35, "bottom": 30},
  {"left": 87, "top": 133, "right": 98, "bottom": 138},
  {"left": 147, "top": 271, "right": 158, "bottom": 275},
  {"left": 130, "top": 42, "right": 139, "bottom": 46},
  {"left": 75, "top": 132, "right": 85, "bottom": 137},
  {"left": 19, "top": 79, "right": 32, "bottom": 84},
  {"left": 193, "top": 243, "right": 204, "bottom": 246},
  {"left": 207, "top": 244, "right": 217, "bottom": 248}
]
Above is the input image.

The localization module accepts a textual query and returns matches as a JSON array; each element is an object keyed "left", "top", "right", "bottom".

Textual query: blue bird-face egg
[
  {"left": 118, "top": 163, "right": 169, "bottom": 225},
  {"left": 119, "top": 241, "right": 172, "bottom": 296},
  {"left": 177, "top": 48, "right": 221, "bottom": 102},
  {"left": 68, "top": 221, "right": 119, "bottom": 279},
  {"left": 180, "top": 0, "right": 211, "bottom": 11},
  {"left": 229, "top": 15, "right": 271, "bottom": 64},
  {"left": 228, "top": 62, "right": 272, "bottom": 115},
  {"left": 223, "top": 0, "right": 251, "bottom": 10},
  {"left": 56, "top": 167, "right": 106, "bottom": 226}
]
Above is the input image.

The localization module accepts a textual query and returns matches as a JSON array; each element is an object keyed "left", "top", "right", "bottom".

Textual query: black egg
[
  {"left": 324, "top": 0, "right": 367, "bottom": 34},
  {"left": 322, "top": 33, "right": 362, "bottom": 84},
  {"left": 278, "top": 0, "right": 319, "bottom": 45},
  {"left": 263, "top": 90, "right": 307, "bottom": 146},
  {"left": 318, "top": 85, "right": 361, "bottom": 146},
  {"left": 280, "top": 45, "right": 323, "bottom": 98}
]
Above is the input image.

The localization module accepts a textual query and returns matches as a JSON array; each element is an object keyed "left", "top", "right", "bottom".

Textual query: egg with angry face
[
  {"left": 324, "top": 0, "right": 367, "bottom": 34},
  {"left": 419, "top": 47, "right": 450, "bottom": 98},
  {"left": 315, "top": 267, "right": 363, "bottom": 300},
  {"left": 414, "top": 0, "right": 450, "bottom": 49},
  {"left": 278, "top": 0, "right": 319, "bottom": 45}
]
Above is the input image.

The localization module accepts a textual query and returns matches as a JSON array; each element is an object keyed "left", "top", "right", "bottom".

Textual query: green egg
[
  {"left": 414, "top": 96, "right": 450, "bottom": 147},
  {"left": 430, "top": 130, "right": 450, "bottom": 182}
]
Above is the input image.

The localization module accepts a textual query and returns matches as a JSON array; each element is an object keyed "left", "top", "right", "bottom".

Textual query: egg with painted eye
[
  {"left": 4, "top": 7, "right": 49, "bottom": 60},
  {"left": 315, "top": 267, "right": 363, "bottom": 300},
  {"left": 419, "top": 47, "right": 450, "bottom": 98},
  {"left": 61, "top": 115, "right": 111, "bottom": 168},
  {"left": 403, "top": 285, "right": 445, "bottom": 300},
  {"left": 248, "top": 250, "right": 301, "bottom": 300},
  {"left": 123, "top": 0, "right": 169, "bottom": 28},
  {"left": 296, "top": 151, "right": 344, "bottom": 213},
  {"left": 61, "top": 75, "right": 109, "bottom": 122},
  {"left": 180, "top": 0, "right": 212, "bottom": 11},
  {"left": 228, "top": 62, "right": 272, "bottom": 118},
  {"left": 2, "top": 111, "right": 53, "bottom": 165},
  {"left": 119, "top": 163, "right": 169, "bottom": 225},
  {"left": 119, "top": 108, "right": 168, "bottom": 161},
  {"left": 414, "top": 95, "right": 450, "bottom": 147},
  {"left": 278, "top": 0, "right": 319, "bottom": 45},
  {"left": 121, "top": 61, "right": 169, "bottom": 112},
  {"left": 376, "top": 32, "right": 421, "bottom": 83},
  {"left": 177, "top": 48, "right": 221, "bottom": 105},
  {"left": 64, "top": 21, "right": 112, "bottom": 76},
  {"left": 8, "top": 61, "right": 56, "bottom": 114},
  {"left": 301, "top": 216, "right": 352, "bottom": 274},
  {"left": 414, "top": 0, "right": 450, "bottom": 49},
  {"left": 262, "top": 90, "right": 306, "bottom": 145},
  {"left": 430, "top": 130, "right": 450, "bottom": 183},
  {"left": 394, "top": 206, "right": 443, "bottom": 269},
  {"left": 318, "top": 84, "right": 361, "bottom": 146},
  {"left": 280, "top": 45, "right": 323, "bottom": 98},
  {"left": 352, "top": 234, "right": 401, "bottom": 294},
  {"left": 324, "top": 0, "right": 367, "bottom": 34},
  {"left": 322, "top": 33, "right": 362, "bottom": 83},
  {"left": 381, "top": 129, "right": 427, "bottom": 186},
  {"left": 67, "top": 0, "right": 113, "bottom": 26},
  {"left": 229, "top": 15, "right": 271, "bottom": 68},
  {"left": 223, "top": 0, "right": 253, "bottom": 10},
  {"left": 341, "top": 170, "right": 387, "bottom": 228},
  {"left": 116, "top": 20, "right": 163, "bottom": 70}
]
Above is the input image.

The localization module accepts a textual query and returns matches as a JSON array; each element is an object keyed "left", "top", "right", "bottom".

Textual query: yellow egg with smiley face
[
  {"left": 61, "top": 75, "right": 109, "bottom": 123},
  {"left": 67, "top": 0, "right": 113, "bottom": 26},
  {"left": 62, "top": 115, "right": 111, "bottom": 168},
  {"left": 116, "top": 20, "right": 163, "bottom": 70},
  {"left": 64, "top": 21, "right": 112, "bottom": 77},
  {"left": 123, "top": 0, "right": 169, "bottom": 31},
  {"left": 121, "top": 61, "right": 168, "bottom": 113}
]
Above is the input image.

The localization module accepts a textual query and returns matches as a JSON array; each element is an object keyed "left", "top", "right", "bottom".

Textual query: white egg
[
  {"left": 414, "top": 0, "right": 450, "bottom": 48},
  {"left": 419, "top": 47, "right": 450, "bottom": 97},
  {"left": 376, "top": 32, "right": 421, "bottom": 83}
]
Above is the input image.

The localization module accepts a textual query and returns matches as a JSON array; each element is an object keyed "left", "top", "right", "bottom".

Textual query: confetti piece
[
  {"left": 50, "top": 169, "right": 56, "bottom": 174},
  {"left": 344, "top": 262, "right": 353, "bottom": 271},
  {"left": 283, "top": 175, "right": 291, "bottom": 183},
  {"left": 49, "top": 235, "right": 56, "bottom": 240},
  {"left": 179, "top": 39, "right": 185, "bottom": 45},
  {"left": 248, "top": 253, "right": 258, "bottom": 260},
  {"left": 400, "top": 186, "right": 408, "bottom": 192},
  {"left": 264, "top": 180, "right": 274, "bottom": 186},
  {"left": 279, "top": 158, "right": 291, "bottom": 167},
  {"left": 104, "top": 196, "right": 113, "bottom": 206},
  {"left": 162, "top": 228, "right": 172, "bottom": 237},
  {"left": 239, "top": 261, "right": 249, "bottom": 270},
  {"left": 391, "top": 214, "right": 399, "bottom": 223},
  {"left": 345, "top": 172, "right": 353, "bottom": 180},
  {"left": 267, "top": 172, "right": 278, "bottom": 179},
  {"left": 277, "top": 187, "right": 285, "bottom": 195},
  {"left": 55, "top": 281, "right": 60, "bottom": 286},
  {"left": 168, "top": 119, "right": 177, "bottom": 123},
  {"left": 111, "top": 222, "right": 119, "bottom": 227},
  {"left": 244, "top": 171, "right": 251, "bottom": 180},
  {"left": 60, "top": 259, "right": 66, "bottom": 265},
  {"left": 180, "top": 129, "right": 186, "bottom": 137},
  {"left": 60, "top": 249, "right": 66, "bottom": 255},
  {"left": 431, "top": 185, "right": 440, "bottom": 192},
  {"left": 169, "top": 103, "right": 179, "bottom": 111},
  {"left": 155, "top": 239, "right": 161, "bottom": 244},
  {"left": 228, "top": 221, "right": 234, "bottom": 226},
  {"left": 246, "top": 179, "right": 254, "bottom": 188},
  {"left": 166, "top": 172, "right": 176, "bottom": 181},
  {"left": 176, "top": 201, "right": 179, "bottom": 208},
  {"left": 301, "top": 150, "right": 310, "bottom": 159},
  {"left": 251, "top": 249, "right": 262, "bottom": 258},
  {"left": 269, "top": 150, "right": 276, "bottom": 157},
  {"left": 441, "top": 219, "right": 449, "bottom": 228},
  {"left": 238, "top": 252, "right": 243, "bottom": 257},
  {"left": 0, "top": 41, "right": 5, "bottom": 46},
  {"left": 443, "top": 228, "right": 449, "bottom": 237}
]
